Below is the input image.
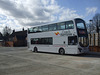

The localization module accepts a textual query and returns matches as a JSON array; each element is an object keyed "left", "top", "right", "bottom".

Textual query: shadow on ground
[{"left": 33, "top": 51, "right": 100, "bottom": 58}]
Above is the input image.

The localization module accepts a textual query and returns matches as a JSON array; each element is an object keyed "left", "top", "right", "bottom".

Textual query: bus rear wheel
[
  {"left": 34, "top": 47, "right": 38, "bottom": 52},
  {"left": 59, "top": 48, "right": 65, "bottom": 55}
]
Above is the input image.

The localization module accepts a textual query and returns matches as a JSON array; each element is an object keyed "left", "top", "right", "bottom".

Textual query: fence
[{"left": 88, "top": 33, "right": 100, "bottom": 52}]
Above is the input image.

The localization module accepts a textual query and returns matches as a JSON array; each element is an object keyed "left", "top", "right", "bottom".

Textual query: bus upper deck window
[
  {"left": 68, "top": 36, "right": 77, "bottom": 45},
  {"left": 66, "top": 21, "right": 74, "bottom": 29},
  {"left": 57, "top": 22, "right": 65, "bottom": 30},
  {"left": 42, "top": 25, "right": 48, "bottom": 31}
]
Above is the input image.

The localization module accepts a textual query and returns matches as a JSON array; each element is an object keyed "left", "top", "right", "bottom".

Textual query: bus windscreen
[{"left": 75, "top": 19, "right": 88, "bottom": 37}]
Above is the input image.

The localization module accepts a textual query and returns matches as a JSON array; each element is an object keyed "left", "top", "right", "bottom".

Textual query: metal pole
[
  {"left": 98, "top": 31, "right": 99, "bottom": 52},
  {"left": 89, "top": 20, "right": 93, "bottom": 51}
]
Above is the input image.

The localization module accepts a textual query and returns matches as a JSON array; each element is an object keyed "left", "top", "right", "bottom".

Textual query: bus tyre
[
  {"left": 34, "top": 47, "right": 38, "bottom": 52},
  {"left": 59, "top": 48, "right": 65, "bottom": 55}
]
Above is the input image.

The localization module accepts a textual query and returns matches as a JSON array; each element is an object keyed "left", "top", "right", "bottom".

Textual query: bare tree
[
  {"left": 3, "top": 26, "right": 12, "bottom": 36},
  {"left": 2, "top": 26, "right": 12, "bottom": 41},
  {"left": 92, "top": 13, "right": 100, "bottom": 46},
  {"left": 93, "top": 13, "right": 100, "bottom": 33},
  {"left": 89, "top": 20, "right": 95, "bottom": 33}
]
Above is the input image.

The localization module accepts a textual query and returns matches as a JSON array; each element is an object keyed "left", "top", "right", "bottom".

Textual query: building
[
  {"left": 11, "top": 29, "right": 27, "bottom": 47},
  {"left": 7, "top": 29, "right": 27, "bottom": 47}
]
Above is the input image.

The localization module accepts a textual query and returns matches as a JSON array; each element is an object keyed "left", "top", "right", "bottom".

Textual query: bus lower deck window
[
  {"left": 68, "top": 36, "right": 77, "bottom": 45},
  {"left": 31, "top": 37, "right": 53, "bottom": 45}
]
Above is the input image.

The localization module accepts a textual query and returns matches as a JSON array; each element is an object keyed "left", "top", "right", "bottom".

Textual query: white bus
[{"left": 27, "top": 18, "right": 89, "bottom": 55}]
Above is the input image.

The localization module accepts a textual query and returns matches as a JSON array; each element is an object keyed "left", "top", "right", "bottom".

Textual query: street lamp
[
  {"left": 89, "top": 20, "right": 93, "bottom": 33},
  {"left": 89, "top": 19, "right": 93, "bottom": 51}
]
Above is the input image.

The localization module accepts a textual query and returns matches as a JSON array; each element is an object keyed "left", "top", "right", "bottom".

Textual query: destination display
[{"left": 79, "top": 30, "right": 86, "bottom": 34}]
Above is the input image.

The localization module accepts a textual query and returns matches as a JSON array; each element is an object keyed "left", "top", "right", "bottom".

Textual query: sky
[{"left": 0, "top": 0, "right": 100, "bottom": 33}]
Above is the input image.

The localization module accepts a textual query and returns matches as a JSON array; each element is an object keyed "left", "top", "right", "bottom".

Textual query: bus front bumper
[{"left": 78, "top": 47, "right": 89, "bottom": 54}]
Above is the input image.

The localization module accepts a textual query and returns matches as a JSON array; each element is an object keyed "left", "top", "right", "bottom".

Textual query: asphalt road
[{"left": 0, "top": 47, "right": 100, "bottom": 75}]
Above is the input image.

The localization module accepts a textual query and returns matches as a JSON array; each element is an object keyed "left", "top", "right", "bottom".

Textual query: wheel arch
[{"left": 58, "top": 47, "right": 65, "bottom": 53}]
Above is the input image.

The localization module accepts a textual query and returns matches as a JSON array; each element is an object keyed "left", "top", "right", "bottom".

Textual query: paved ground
[{"left": 0, "top": 47, "right": 100, "bottom": 75}]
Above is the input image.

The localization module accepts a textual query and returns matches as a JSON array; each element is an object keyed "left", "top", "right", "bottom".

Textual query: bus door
[{"left": 67, "top": 36, "right": 78, "bottom": 54}]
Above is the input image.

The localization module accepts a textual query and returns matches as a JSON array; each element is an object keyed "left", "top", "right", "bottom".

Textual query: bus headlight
[{"left": 78, "top": 48, "right": 82, "bottom": 52}]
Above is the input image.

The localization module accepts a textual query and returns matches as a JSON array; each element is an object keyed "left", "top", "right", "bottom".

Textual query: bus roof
[{"left": 28, "top": 18, "right": 82, "bottom": 28}]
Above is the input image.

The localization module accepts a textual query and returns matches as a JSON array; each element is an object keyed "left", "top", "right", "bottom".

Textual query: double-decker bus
[{"left": 27, "top": 18, "right": 89, "bottom": 55}]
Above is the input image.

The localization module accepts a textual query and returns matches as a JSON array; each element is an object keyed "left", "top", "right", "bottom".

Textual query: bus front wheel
[
  {"left": 59, "top": 48, "right": 65, "bottom": 55},
  {"left": 34, "top": 47, "right": 38, "bottom": 52}
]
